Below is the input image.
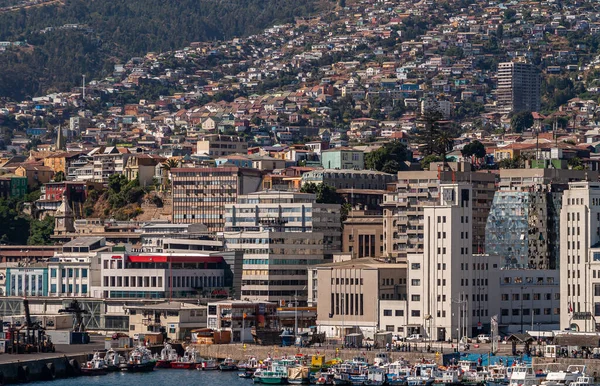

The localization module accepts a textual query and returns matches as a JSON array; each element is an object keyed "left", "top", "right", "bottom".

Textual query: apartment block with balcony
[
  {"left": 382, "top": 163, "right": 496, "bottom": 261},
  {"left": 171, "top": 166, "right": 263, "bottom": 232},
  {"left": 91, "top": 147, "right": 131, "bottom": 183}
]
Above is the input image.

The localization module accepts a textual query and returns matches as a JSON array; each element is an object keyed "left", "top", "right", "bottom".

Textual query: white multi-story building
[
  {"left": 224, "top": 190, "right": 341, "bottom": 304},
  {"left": 560, "top": 182, "right": 600, "bottom": 332},
  {"left": 94, "top": 251, "right": 227, "bottom": 299},
  {"left": 47, "top": 237, "right": 105, "bottom": 297},
  {"left": 92, "top": 147, "right": 131, "bottom": 183},
  {"left": 406, "top": 183, "right": 476, "bottom": 342}
]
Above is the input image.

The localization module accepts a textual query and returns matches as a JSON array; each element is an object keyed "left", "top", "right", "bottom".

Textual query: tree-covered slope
[{"left": 0, "top": 0, "right": 321, "bottom": 99}]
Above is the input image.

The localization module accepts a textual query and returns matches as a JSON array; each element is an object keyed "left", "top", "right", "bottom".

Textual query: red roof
[{"left": 127, "top": 255, "right": 223, "bottom": 264}]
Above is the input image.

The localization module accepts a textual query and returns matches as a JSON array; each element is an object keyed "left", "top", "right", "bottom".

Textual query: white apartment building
[
  {"left": 94, "top": 251, "right": 226, "bottom": 299},
  {"left": 224, "top": 191, "right": 341, "bottom": 304},
  {"left": 47, "top": 237, "right": 105, "bottom": 297},
  {"left": 406, "top": 183, "right": 475, "bottom": 342},
  {"left": 560, "top": 182, "right": 600, "bottom": 332},
  {"left": 92, "top": 147, "right": 131, "bottom": 183}
]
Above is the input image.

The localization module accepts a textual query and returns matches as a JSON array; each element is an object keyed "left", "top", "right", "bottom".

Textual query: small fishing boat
[
  {"left": 541, "top": 365, "right": 586, "bottom": 386},
  {"left": 171, "top": 346, "right": 201, "bottom": 369},
  {"left": 198, "top": 358, "right": 220, "bottom": 371},
  {"left": 81, "top": 352, "right": 108, "bottom": 376},
  {"left": 220, "top": 357, "right": 238, "bottom": 371},
  {"left": 124, "top": 346, "right": 156, "bottom": 372},
  {"left": 254, "top": 363, "right": 288, "bottom": 384},
  {"left": 364, "top": 367, "right": 388, "bottom": 386},
  {"left": 315, "top": 372, "right": 336, "bottom": 385},
  {"left": 105, "top": 349, "right": 125, "bottom": 372},
  {"left": 156, "top": 343, "right": 178, "bottom": 368},
  {"left": 508, "top": 364, "right": 541, "bottom": 386},
  {"left": 570, "top": 376, "right": 598, "bottom": 386}
]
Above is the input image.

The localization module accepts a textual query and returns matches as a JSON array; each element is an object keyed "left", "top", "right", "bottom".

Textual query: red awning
[{"left": 127, "top": 255, "right": 223, "bottom": 263}]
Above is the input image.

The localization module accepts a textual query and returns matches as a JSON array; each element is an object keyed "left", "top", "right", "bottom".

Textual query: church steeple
[
  {"left": 56, "top": 125, "right": 65, "bottom": 151},
  {"left": 54, "top": 193, "right": 74, "bottom": 235}
]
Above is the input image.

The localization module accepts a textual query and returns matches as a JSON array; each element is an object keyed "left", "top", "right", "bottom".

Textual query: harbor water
[{"left": 26, "top": 368, "right": 245, "bottom": 386}]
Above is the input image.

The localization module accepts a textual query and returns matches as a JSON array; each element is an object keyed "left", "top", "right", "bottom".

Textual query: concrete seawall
[
  {"left": 0, "top": 353, "right": 88, "bottom": 384},
  {"left": 193, "top": 343, "right": 449, "bottom": 364}
]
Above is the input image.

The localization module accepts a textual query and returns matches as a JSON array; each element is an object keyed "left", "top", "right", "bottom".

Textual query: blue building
[{"left": 6, "top": 268, "right": 49, "bottom": 297}]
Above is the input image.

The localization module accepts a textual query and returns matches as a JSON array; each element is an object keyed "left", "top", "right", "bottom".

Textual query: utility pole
[
  {"left": 294, "top": 291, "right": 298, "bottom": 341},
  {"left": 82, "top": 75, "right": 86, "bottom": 101}
]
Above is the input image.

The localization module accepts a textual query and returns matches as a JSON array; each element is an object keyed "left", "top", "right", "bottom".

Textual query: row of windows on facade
[
  {"left": 50, "top": 268, "right": 88, "bottom": 278},
  {"left": 500, "top": 308, "right": 559, "bottom": 316},
  {"left": 50, "top": 284, "right": 88, "bottom": 294},
  {"left": 241, "top": 280, "right": 308, "bottom": 286},
  {"left": 242, "top": 269, "right": 307, "bottom": 276},
  {"left": 382, "top": 309, "right": 490, "bottom": 318},
  {"left": 227, "top": 238, "right": 321, "bottom": 245},
  {"left": 240, "top": 290, "right": 305, "bottom": 297},
  {"left": 330, "top": 293, "right": 365, "bottom": 316},
  {"left": 502, "top": 293, "right": 559, "bottom": 301},
  {"left": 502, "top": 276, "right": 555, "bottom": 284},
  {"left": 435, "top": 247, "right": 470, "bottom": 255},
  {"left": 242, "top": 258, "right": 322, "bottom": 265},
  {"left": 102, "top": 275, "right": 221, "bottom": 288}
]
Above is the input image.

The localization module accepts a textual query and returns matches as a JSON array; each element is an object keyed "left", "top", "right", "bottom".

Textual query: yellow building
[{"left": 15, "top": 164, "right": 54, "bottom": 189}]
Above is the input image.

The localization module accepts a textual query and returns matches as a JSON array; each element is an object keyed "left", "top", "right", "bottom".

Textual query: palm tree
[{"left": 160, "top": 158, "right": 179, "bottom": 189}]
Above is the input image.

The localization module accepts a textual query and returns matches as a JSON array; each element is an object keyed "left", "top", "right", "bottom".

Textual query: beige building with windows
[
  {"left": 125, "top": 302, "right": 207, "bottom": 341},
  {"left": 382, "top": 163, "right": 496, "bottom": 261},
  {"left": 560, "top": 182, "right": 600, "bottom": 332},
  {"left": 313, "top": 258, "right": 406, "bottom": 339},
  {"left": 197, "top": 134, "right": 248, "bottom": 157}
]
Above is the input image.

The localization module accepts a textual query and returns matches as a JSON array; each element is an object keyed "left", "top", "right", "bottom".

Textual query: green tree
[
  {"left": 568, "top": 157, "right": 585, "bottom": 170},
  {"left": 365, "top": 140, "right": 412, "bottom": 173},
  {"left": 461, "top": 140, "right": 487, "bottom": 159},
  {"left": 28, "top": 216, "right": 55, "bottom": 245},
  {"left": 53, "top": 171, "right": 66, "bottom": 182},
  {"left": 420, "top": 155, "right": 444, "bottom": 170},
  {"left": 510, "top": 111, "right": 534, "bottom": 133}
]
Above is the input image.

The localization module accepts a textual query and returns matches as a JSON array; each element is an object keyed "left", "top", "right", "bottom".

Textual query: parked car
[
  {"left": 406, "top": 334, "right": 424, "bottom": 342},
  {"left": 477, "top": 334, "right": 491, "bottom": 343}
]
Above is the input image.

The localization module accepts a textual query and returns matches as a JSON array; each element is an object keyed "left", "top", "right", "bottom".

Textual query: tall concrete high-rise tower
[{"left": 497, "top": 61, "right": 541, "bottom": 113}]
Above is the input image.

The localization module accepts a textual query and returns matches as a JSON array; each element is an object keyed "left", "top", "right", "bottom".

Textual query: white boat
[
  {"left": 433, "top": 368, "right": 461, "bottom": 386},
  {"left": 486, "top": 365, "right": 510, "bottom": 386},
  {"left": 508, "top": 364, "right": 541, "bottom": 386},
  {"left": 386, "top": 360, "right": 411, "bottom": 385},
  {"left": 373, "top": 352, "right": 391, "bottom": 367},
  {"left": 407, "top": 363, "right": 439, "bottom": 386},
  {"left": 570, "top": 376, "right": 598, "bottom": 386},
  {"left": 105, "top": 349, "right": 125, "bottom": 371},
  {"left": 541, "top": 366, "right": 586, "bottom": 386}
]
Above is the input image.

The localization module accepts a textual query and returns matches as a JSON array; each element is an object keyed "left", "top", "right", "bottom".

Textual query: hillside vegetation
[{"left": 0, "top": 0, "right": 321, "bottom": 99}]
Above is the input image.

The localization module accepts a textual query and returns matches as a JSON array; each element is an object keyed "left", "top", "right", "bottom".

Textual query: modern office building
[
  {"left": 560, "top": 182, "right": 600, "bottom": 332},
  {"left": 486, "top": 169, "right": 597, "bottom": 269},
  {"left": 497, "top": 61, "right": 541, "bottom": 113},
  {"left": 224, "top": 190, "right": 341, "bottom": 304},
  {"left": 171, "top": 166, "right": 263, "bottom": 232},
  {"left": 382, "top": 162, "right": 496, "bottom": 261}
]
